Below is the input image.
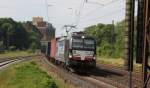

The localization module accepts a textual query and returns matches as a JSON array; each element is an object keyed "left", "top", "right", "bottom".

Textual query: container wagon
[{"left": 41, "top": 41, "right": 51, "bottom": 56}]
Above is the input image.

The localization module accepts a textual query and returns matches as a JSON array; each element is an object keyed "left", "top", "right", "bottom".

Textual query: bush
[
  {"left": 0, "top": 48, "right": 5, "bottom": 54},
  {"left": 28, "top": 42, "right": 38, "bottom": 53},
  {"left": 97, "top": 41, "right": 114, "bottom": 57},
  {"left": 49, "top": 81, "right": 58, "bottom": 88},
  {"left": 9, "top": 46, "right": 16, "bottom": 51}
]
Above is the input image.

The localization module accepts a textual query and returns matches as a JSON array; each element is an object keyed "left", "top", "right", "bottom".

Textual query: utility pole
[
  {"left": 124, "top": 0, "right": 135, "bottom": 88},
  {"left": 136, "top": 0, "right": 144, "bottom": 64},
  {"left": 45, "top": 0, "right": 49, "bottom": 22},
  {"left": 142, "top": 0, "right": 150, "bottom": 87},
  {"left": 112, "top": 20, "right": 115, "bottom": 45},
  {"left": 136, "top": 0, "right": 150, "bottom": 87}
]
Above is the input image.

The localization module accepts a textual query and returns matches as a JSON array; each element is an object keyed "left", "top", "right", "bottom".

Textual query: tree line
[
  {"left": 0, "top": 18, "right": 54, "bottom": 52},
  {"left": 84, "top": 21, "right": 125, "bottom": 58}
]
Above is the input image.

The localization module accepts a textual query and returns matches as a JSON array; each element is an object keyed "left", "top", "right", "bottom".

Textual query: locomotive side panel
[
  {"left": 64, "top": 39, "right": 69, "bottom": 63},
  {"left": 50, "top": 38, "right": 57, "bottom": 59},
  {"left": 56, "top": 38, "right": 69, "bottom": 63},
  {"left": 56, "top": 40, "right": 65, "bottom": 62}
]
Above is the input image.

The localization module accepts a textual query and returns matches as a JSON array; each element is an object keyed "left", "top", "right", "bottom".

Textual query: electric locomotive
[{"left": 55, "top": 32, "right": 96, "bottom": 68}]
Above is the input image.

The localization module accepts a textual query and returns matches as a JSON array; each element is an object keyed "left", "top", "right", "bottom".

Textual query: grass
[
  {"left": 97, "top": 57, "right": 142, "bottom": 71},
  {"left": 97, "top": 57, "right": 124, "bottom": 66},
  {"left": 35, "top": 57, "right": 76, "bottom": 88},
  {"left": 0, "top": 50, "right": 35, "bottom": 59},
  {"left": 0, "top": 60, "right": 58, "bottom": 88}
]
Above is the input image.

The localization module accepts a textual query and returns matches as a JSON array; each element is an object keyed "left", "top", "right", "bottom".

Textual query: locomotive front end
[{"left": 68, "top": 34, "right": 96, "bottom": 68}]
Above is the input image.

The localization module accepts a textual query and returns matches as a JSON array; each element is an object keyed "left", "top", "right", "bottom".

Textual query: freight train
[{"left": 41, "top": 32, "right": 96, "bottom": 70}]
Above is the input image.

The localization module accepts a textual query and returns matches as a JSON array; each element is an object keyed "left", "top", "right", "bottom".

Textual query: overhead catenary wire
[
  {"left": 75, "top": 0, "right": 87, "bottom": 27},
  {"left": 44, "top": 0, "right": 126, "bottom": 34},
  {"left": 78, "top": 7, "right": 125, "bottom": 29},
  {"left": 79, "top": 0, "right": 138, "bottom": 27},
  {"left": 80, "top": 7, "right": 125, "bottom": 23},
  {"left": 81, "top": 0, "right": 123, "bottom": 19},
  {"left": 86, "top": 1, "right": 104, "bottom": 6}
]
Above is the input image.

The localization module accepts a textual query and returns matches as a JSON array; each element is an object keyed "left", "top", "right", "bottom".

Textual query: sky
[{"left": 0, "top": 0, "right": 130, "bottom": 36}]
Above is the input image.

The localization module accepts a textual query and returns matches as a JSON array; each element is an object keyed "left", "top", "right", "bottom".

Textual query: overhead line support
[{"left": 124, "top": 0, "right": 135, "bottom": 87}]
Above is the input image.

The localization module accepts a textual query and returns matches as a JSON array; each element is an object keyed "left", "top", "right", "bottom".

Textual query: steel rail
[
  {"left": 0, "top": 55, "right": 40, "bottom": 69},
  {"left": 42, "top": 57, "right": 117, "bottom": 88}
]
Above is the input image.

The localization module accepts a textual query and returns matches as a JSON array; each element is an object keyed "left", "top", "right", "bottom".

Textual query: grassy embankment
[
  {"left": 0, "top": 57, "right": 75, "bottom": 88},
  {"left": 97, "top": 57, "right": 142, "bottom": 71},
  {"left": 36, "top": 57, "right": 76, "bottom": 88},
  {"left": 0, "top": 50, "right": 35, "bottom": 59},
  {"left": 0, "top": 60, "right": 58, "bottom": 88}
]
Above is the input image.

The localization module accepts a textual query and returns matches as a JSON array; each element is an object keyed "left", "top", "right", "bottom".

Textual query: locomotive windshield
[
  {"left": 84, "top": 39, "right": 95, "bottom": 49},
  {"left": 72, "top": 38, "right": 95, "bottom": 50},
  {"left": 72, "top": 38, "right": 83, "bottom": 49}
]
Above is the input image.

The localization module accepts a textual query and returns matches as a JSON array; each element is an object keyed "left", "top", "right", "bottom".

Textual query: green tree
[
  {"left": 0, "top": 18, "right": 42, "bottom": 51},
  {"left": 84, "top": 22, "right": 123, "bottom": 58},
  {"left": 1, "top": 23, "right": 13, "bottom": 49},
  {"left": 13, "top": 22, "right": 28, "bottom": 49},
  {"left": 22, "top": 21, "right": 41, "bottom": 49}
]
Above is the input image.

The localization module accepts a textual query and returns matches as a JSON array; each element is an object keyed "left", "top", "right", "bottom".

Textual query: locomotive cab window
[
  {"left": 84, "top": 39, "right": 95, "bottom": 50},
  {"left": 72, "top": 38, "right": 83, "bottom": 49}
]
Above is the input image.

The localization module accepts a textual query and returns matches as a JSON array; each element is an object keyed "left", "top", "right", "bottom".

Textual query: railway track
[
  {"left": 0, "top": 54, "right": 146, "bottom": 88},
  {"left": 0, "top": 55, "right": 40, "bottom": 70},
  {"left": 92, "top": 64, "right": 150, "bottom": 88},
  {"left": 42, "top": 56, "right": 119, "bottom": 88},
  {"left": 88, "top": 67, "right": 138, "bottom": 88},
  {"left": 42, "top": 56, "right": 150, "bottom": 88}
]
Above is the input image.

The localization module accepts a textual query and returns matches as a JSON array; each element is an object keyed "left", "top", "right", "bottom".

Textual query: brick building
[{"left": 32, "top": 17, "right": 55, "bottom": 41}]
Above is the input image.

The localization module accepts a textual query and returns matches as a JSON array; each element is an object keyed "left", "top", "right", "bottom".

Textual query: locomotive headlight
[
  {"left": 82, "top": 36, "right": 85, "bottom": 39},
  {"left": 93, "top": 56, "right": 96, "bottom": 60},
  {"left": 69, "top": 55, "right": 72, "bottom": 58}
]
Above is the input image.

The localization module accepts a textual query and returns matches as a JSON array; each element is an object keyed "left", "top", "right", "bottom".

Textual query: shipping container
[{"left": 50, "top": 38, "right": 57, "bottom": 58}]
